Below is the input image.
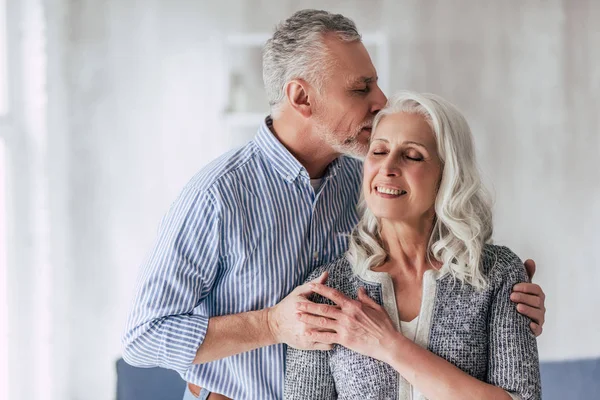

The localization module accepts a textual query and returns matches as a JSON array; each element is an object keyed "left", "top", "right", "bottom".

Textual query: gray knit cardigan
[{"left": 284, "top": 244, "right": 541, "bottom": 400}]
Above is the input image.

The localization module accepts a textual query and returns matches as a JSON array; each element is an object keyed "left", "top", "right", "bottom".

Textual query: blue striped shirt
[{"left": 122, "top": 117, "right": 362, "bottom": 399}]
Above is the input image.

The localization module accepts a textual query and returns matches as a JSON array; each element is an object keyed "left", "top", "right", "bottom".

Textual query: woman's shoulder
[
  {"left": 481, "top": 244, "right": 528, "bottom": 286},
  {"left": 306, "top": 256, "right": 354, "bottom": 280}
]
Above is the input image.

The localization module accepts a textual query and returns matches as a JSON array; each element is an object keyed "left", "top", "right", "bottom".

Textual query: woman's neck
[{"left": 378, "top": 216, "right": 438, "bottom": 275}]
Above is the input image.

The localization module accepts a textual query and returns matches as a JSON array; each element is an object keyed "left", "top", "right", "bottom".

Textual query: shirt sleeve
[
  {"left": 487, "top": 247, "right": 542, "bottom": 400},
  {"left": 121, "top": 185, "right": 221, "bottom": 375}
]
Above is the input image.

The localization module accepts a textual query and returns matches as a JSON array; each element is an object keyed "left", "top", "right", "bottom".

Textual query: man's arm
[
  {"left": 193, "top": 272, "right": 331, "bottom": 364},
  {"left": 511, "top": 259, "right": 546, "bottom": 336},
  {"left": 121, "top": 186, "right": 222, "bottom": 374},
  {"left": 122, "top": 185, "right": 330, "bottom": 373}
]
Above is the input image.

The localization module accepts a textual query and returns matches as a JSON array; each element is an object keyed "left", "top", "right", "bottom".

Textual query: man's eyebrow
[{"left": 348, "top": 76, "right": 378, "bottom": 85}]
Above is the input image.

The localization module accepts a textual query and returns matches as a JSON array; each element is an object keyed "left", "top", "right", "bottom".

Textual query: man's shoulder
[{"left": 186, "top": 143, "right": 261, "bottom": 192}]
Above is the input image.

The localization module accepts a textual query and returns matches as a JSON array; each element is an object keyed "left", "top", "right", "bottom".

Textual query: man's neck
[{"left": 271, "top": 117, "right": 340, "bottom": 179}]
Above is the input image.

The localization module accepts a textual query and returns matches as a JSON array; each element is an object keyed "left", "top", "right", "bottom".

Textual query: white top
[
  {"left": 400, "top": 316, "right": 419, "bottom": 342},
  {"left": 400, "top": 317, "right": 421, "bottom": 400}
]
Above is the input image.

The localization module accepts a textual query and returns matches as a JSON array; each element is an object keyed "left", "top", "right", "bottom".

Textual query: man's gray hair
[{"left": 262, "top": 9, "right": 361, "bottom": 117}]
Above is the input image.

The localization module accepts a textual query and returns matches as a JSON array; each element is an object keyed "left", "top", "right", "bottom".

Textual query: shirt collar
[{"left": 254, "top": 116, "right": 343, "bottom": 183}]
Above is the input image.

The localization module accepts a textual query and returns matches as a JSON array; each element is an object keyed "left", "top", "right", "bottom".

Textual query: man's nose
[{"left": 370, "top": 85, "right": 388, "bottom": 114}]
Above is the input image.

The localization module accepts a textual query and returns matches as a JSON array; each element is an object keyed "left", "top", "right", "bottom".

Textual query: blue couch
[
  {"left": 540, "top": 358, "right": 600, "bottom": 399},
  {"left": 116, "top": 358, "right": 600, "bottom": 400},
  {"left": 116, "top": 358, "right": 186, "bottom": 400}
]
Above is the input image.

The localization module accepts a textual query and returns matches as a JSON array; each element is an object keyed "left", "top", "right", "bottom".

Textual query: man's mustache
[{"left": 344, "top": 121, "right": 374, "bottom": 143}]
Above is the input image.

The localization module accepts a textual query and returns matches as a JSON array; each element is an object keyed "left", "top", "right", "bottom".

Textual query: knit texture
[{"left": 284, "top": 244, "right": 541, "bottom": 400}]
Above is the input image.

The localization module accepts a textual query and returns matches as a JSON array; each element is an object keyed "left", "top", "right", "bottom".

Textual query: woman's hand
[{"left": 295, "top": 283, "right": 403, "bottom": 363}]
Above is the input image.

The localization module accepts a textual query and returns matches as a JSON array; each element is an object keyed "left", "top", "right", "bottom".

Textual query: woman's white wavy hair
[{"left": 347, "top": 91, "right": 493, "bottom": 290}]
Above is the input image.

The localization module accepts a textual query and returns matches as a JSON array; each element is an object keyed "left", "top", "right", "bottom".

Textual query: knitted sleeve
[{"left": 487, "top": 246, "right": 542, "bottom": 400}]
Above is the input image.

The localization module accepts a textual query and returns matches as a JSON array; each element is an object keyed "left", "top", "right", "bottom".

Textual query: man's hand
[
  {"left": 266, "top": 272, "right": 334, "bottom": 350},
  {"left": 296, "top": 285, "right": 400, "bottom": 364},
  {"left": 511, "top": 259, "right": 546, "bottom": 336}
]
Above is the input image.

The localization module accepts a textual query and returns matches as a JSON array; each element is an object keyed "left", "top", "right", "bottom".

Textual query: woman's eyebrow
[
  {"left": 403, "top": 140, "right": 427, "bottom": 149},
  {"left": 371, "top": 138, "right": 427, "bottom": 149}
]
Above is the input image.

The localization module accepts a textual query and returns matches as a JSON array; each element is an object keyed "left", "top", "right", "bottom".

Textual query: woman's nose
[{"left": 380, "top": 159, "right": 401, "bottom": 177}]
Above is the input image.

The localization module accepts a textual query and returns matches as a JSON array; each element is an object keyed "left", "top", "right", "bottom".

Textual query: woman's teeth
[{"left": 376, "top": 187, "right": 407, "bottom": 196}]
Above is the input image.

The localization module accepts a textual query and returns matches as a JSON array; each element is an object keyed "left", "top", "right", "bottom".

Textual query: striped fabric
[{"left": 122, "top": 117, "right": 362, "bottom": 400}]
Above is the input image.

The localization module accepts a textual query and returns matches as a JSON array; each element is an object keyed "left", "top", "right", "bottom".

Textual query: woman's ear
[{"left": 284, "top": 79, "right": 312, "bottom": 118}]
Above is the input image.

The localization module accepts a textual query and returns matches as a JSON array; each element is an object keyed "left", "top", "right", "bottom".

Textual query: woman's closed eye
[
  {"left": 405, "top": 150, "right": 424, "bottom": 161},
  {"left": 406, "top": 155, "right": 424, "bottom": 161},
  {"left": 370, "top": 148, "right": 387, "bottom": 156}
]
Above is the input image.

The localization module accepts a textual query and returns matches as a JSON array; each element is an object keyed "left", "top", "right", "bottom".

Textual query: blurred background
[{"left": 0, "top": 0, "right": 598, "bottom": 399}]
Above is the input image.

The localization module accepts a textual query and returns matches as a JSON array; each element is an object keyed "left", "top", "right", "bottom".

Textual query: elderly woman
[{"left": 284, "top": 91, "right": 541, "bottom": 400}]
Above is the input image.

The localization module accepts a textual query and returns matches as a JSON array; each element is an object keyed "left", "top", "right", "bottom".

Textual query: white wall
[{"left": 6, "top": 0, "right": 599, "bottom": 399}]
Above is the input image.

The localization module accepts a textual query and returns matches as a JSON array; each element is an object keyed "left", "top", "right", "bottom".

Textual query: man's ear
[{"left": 285, "top": 79, "right": 313, "bottom": 118}]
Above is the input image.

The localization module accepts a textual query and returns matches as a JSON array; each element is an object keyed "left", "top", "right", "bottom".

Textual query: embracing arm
[
  {"left": 122, "top": 184, "right": 331, "bottom": 373},
  {"left": 122, "top": 186, "right": 312, "bottom": 372},
  {"left": 121, "top": 186, "right": 222, "bottom": 373},
  {"left": 511, "top": 259, "right": 546, "bottom": 336},
  {"left": 195, "top": 271, "right": 332, "bottom": 364}
]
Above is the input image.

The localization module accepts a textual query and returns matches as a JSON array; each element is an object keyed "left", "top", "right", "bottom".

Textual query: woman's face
[{"left": 363, "top": 111, "right": 442, "bottom": 224}]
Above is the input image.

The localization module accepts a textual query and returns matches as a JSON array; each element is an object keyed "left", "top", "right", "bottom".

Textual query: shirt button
[{"left": 313, "top": 251, "right": 319, "bottom": 261}]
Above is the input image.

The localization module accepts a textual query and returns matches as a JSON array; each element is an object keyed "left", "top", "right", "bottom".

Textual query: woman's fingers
[{"left": 357, "top": 287, "right": 380, "bottom": 308}]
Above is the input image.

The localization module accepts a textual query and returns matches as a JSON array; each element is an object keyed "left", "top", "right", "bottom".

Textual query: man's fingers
[
  {"left": 516, "top": 303, "right": 544, "bottom": 325},
  {"left": 513, "top": 282, "right": 545, "bottom": 299},
  {"left": 314, "top": 271, "right": 329, "bottom": 285},
  {"left": 295, "top": 272, "right": 329, "bottom": 297},
  {"left": 510, "top": 292, "right": 543, "bottom": 309},
  {"left": 297, "top": 302, "right": 342, "bottom": 318},
  {"left": 530, "top": 322, "right": 543, "bottom": 337},
  {"left": 310, "top": 342, "right": 334, "bottom": 351},
  {"left": 305, "top": 329, "right": 337, "bottom": 344},
  {"left": 296, "top": 311, "right": 336, "bottom": 328},
  {"left": 524, "top": 259, "right": 536, "bottom": 281},
  {"left": 309, "top": 283, "right": 352, "bottom": 307}
]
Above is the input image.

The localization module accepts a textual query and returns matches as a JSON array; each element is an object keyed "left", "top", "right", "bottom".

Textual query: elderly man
[{"left": 122, "top": 9, "right": 546, "bottom": 400}]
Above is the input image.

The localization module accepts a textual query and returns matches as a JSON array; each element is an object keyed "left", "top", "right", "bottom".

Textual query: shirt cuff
[{"left": 157, "top": 314, "right": 210, "bottom": 374}]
